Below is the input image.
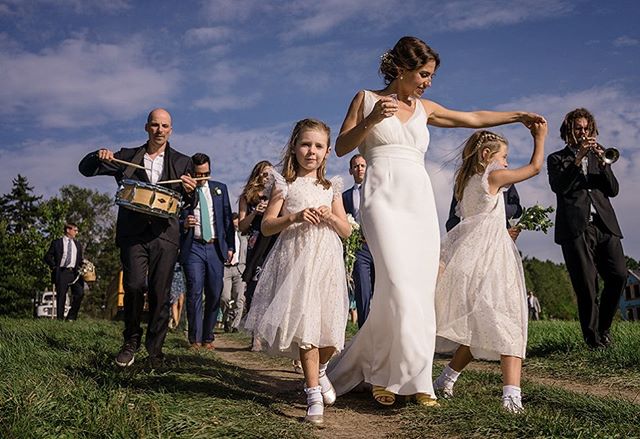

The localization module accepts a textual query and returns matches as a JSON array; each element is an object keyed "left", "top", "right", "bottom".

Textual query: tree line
[{"left": 0, "top": 174, "right": 636, "bottom": 319}]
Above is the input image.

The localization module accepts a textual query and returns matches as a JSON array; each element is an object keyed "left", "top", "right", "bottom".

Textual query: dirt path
[
  {"left": 213, "top": 336, "right": 405, "bottom": 439},
  {"left": 212, "top": 336, "right": 639, "bottom": 438}
]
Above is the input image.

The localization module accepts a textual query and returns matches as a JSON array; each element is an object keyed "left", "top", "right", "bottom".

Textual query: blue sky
[{"left": 1, "top": 0, "right": 639, "bottom": 262}]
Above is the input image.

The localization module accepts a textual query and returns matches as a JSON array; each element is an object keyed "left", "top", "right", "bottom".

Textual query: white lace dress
[
  {"left": 435, "top": 162, "right": 528, "bottom": 360},
  {"left": 327, "top": 90, "right": 439, "bottom": 397},
  {"left": 243, "top": 175, "right": 349, "bottom": 360}
]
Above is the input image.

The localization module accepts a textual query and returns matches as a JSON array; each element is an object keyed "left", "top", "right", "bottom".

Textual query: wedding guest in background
[
  {"left": 169, "top": 262, "right": 186, "bottom": 330},
  {"left": 180, "top": 153, "right": 235, "bottom": 351},
  {"left": 547, "top": 108, "right": 626, "bottom": 349},
  {"left": 527, "top": 291, "right": 541, "bottom": 320},
  {"left": 342, "top": 154, "right": 375, "bottom": 327},
  {"left": 43, "top": 222, "right": 84, "bottom": 321},
  {"left": 220, "top": 213, "right": 248, "bottom": 333},
  {"left": 238, "top": 161, "right": 276, "bottom": 312},
  {"left": 79, "top": 108, "right": 196, "bottom": 368}
]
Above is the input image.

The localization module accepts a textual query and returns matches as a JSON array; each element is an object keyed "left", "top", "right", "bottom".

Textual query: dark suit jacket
[
  {"left": 43, "top": 237, "right": 83, "bottom": 284},
  {"left": 342, "top": 186, "right": 358, "bottom": 218},
  {"left": 547, "top": 146, "right": 622, "bottom": 244},
  {"left": 78, "top": 142, "right": 194, "bottom": 247},
  {"left": 179, "top": 181, "right": 235, "bottom": 264},
  {"left": 445, "top": 185, "right": 523, "bottom": 232}
]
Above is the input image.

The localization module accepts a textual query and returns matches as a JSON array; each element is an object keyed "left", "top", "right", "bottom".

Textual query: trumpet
[{"left": 579, "top": 137, "right": 619, "bottom": 165}]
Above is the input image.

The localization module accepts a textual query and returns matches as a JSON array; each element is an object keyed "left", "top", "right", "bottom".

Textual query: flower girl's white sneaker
[
  {"left": 501, "top": 395, "right": 524, "bottom": 414},
  {"left": 318, "top": 369, "right": 336, "bottom": 406},
  {"left": 433, "top": 377, "right": 454, "bottom": 399}
]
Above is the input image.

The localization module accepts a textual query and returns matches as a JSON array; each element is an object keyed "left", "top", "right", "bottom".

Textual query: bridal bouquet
[
  {"left": 343, "top": 214, "right": 364, "bottom": 288},
  {"left": 512, "top": 204, "right": 555, "bottom": 233}
]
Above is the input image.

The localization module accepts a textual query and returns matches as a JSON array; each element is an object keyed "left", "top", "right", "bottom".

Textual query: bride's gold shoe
[
  {"left": 415, "top": 393, "right": 440, "bottom": 407},
  {"left": 372, "top": 386, "right": 396, "bottom": 406}
]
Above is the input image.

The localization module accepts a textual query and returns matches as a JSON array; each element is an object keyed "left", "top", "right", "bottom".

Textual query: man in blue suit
[
  {"left": 180, "top": 153, "right": 235, "bottom": 350},
  {"left": 343, "top": 154, "right": 375, "bottom": 328}
]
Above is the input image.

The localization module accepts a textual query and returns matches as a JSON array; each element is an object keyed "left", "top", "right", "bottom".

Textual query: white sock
[
  {"left": 319, "top": 362, "right": 328, "bottom": 376},
  {"left": 304, "top": 386, "right": 324, "bottom": 416},
  {"left": 502, "top": 385, "right": 521, "bottom": 399},
  {"left": 436, "top": 365, "right": 460, "bottom": 387}
]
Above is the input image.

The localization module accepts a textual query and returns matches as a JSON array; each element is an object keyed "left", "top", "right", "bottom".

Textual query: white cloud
[
  {"left": 184, "top": 26, "right": 235, "bottom": 46},
  {"left": 0, "top": 36, "right": 180, "bottom": 128},
  {"left": 613, "top": 36, "right": 640, "bottom": 47}
]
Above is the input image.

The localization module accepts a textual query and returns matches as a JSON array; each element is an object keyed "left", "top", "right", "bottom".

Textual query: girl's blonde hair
[
  {"left": 454, "top": 130, "right": 508, "bottom": 201},
  {"left": 241, "top": 160, "right": 273, "bottom": 206},
  {"left": 280, "top": 118, "right": 332, "bottom": 189}
]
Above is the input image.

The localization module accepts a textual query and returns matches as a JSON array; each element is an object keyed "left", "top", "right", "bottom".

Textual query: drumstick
[
  {"left": 155, "top": 177, "right": 211, "bottom": 184},
  {"left": 109, "top": 157, "right": 147, "bottom": 170}
]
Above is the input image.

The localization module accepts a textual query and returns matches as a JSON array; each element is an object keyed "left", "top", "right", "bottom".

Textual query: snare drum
[{"left": 115, "top": 179, "right": 182, "bottom": 218}]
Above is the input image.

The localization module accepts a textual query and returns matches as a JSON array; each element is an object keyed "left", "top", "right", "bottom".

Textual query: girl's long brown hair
[
  {"left": 280, "top": 119, "right": 332, "bottom": 189},
  {"left": 454, "top": 130, "right": 507, "bottom": 201},
  {"left": 241, "top": 160, "right": 273, "bottom": 206}
]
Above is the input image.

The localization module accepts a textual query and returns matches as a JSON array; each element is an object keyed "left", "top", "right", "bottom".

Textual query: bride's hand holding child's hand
[{"left": 529, "top": 120, "right": 548, "bottom": 138}]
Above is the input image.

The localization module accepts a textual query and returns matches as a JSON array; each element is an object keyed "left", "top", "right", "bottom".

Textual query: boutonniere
[{"left": 213, "top": 187, "right": 222, "bottom": 196}]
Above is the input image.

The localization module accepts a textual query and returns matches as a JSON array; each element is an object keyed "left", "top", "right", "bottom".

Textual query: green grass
[
  {"left": 397, "top": 369, "right": 639, "bottom": 439},
  {"left": 2, "top": 317, "right": 639, "bottom": 438},
  {"left": 525, "top": 320, "right": 640, "bottom": 386},
  {"left": 0, "top": 317, "right": 313, "bottom": 439}
]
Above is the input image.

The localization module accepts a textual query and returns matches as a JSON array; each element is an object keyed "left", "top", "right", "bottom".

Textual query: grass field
[{"left": 1, "top": 317, "right": 639, "bottom": 438}]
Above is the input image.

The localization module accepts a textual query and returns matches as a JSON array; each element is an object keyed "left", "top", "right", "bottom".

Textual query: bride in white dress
[{"left": 328, "top": 36, "right": 544, "bottom": 406}]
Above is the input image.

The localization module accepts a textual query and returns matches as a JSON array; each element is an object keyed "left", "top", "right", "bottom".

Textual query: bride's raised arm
[{"left": 422, "top": 99, "right": 545, "bottom": 129}]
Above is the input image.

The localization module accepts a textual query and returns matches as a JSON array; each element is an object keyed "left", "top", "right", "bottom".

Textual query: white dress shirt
[
  {"left": 144, "top": 152, "right": 164, "bottom": 184},
  {"left": 60, "top": 236, "right": 78, "bottom": 268}
]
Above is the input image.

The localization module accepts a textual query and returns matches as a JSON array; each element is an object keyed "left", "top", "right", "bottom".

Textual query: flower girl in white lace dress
[
  {"left": 434, "top": 121, "right": 547, "bottom": 413},
  {"left": 243, "top": 118, "right": 351, "bottom": 425}
]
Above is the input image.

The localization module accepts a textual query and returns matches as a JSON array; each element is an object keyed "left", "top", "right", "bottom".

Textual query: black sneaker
[
  {"left": 600, "top": 332, "right": 612, "bottom": 348},
  {"left": 115, "top": 342, "right": 137, "bottom": 367},
  {"left": 146, "top": 354, "right": 166, "bottom": 370}
]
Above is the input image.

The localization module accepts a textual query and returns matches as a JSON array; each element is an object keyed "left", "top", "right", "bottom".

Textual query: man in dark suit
[
  {"left": 79, "top": 108, "right": 196, "bottom": 367},
  {"left": 547, "top": 108, "right": 626, "bottom": 348},
  {"left": 343, "top": 154, "right": 375, "bottom": 328},
  {"left": 446, "top": 185, "right": 523, "bottom": 239},
  {"left": 43, "top": 222, "right": 84, "bottom": 320},
  {"left": 180, "top": 153, "right": 235, "bottom": 350}
]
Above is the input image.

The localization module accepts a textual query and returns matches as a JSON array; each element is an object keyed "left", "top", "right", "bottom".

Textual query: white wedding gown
[{"left": 327, "top": 90, "right": 439, "bottom": 397}]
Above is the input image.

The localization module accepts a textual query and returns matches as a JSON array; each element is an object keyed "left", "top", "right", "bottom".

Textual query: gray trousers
[{"left": 220, "top": 265, "right": 246, "bottom": 329}]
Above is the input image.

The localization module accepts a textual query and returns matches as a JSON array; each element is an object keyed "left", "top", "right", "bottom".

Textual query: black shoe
[
  {"left": 585, "top": 338, "right": 605, "bottom": 350},
  {"left": 223, "top": 322, "right": 231, "bottom": 333},
  {"left": 146, "top": 354, "right": 166, "bottom": 370},
  {"left": 231, "top": 327, "right": 239, "bottom": 333},
  {"left": 600, "top": 332, "right": 612, "bottom": 348},
  {"left": 115, "top": 342, "right": 138, "bottom": 367}
]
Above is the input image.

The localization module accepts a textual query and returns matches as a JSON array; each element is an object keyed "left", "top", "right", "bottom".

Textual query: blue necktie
[{"left": 198, "top": 186, "right": 213, "bottom": 242}]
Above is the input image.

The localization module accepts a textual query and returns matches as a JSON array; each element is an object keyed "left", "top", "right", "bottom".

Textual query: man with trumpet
[
  {"left": 548, "top": 108, "right": 626, "bottom": 349},
  {"left": 79, "top": 108, "right": 197, "bottom": 367}
]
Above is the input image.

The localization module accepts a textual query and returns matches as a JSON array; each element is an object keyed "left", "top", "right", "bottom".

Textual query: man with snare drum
[{"left": 79, "top": 108, "right": 196, "bottom": 368}]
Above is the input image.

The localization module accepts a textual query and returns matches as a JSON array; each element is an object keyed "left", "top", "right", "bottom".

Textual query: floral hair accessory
[{"left": 380, "top": 51, "right": 394, "bottom": 64}]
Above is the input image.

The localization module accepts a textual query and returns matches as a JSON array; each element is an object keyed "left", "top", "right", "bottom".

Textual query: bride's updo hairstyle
[
  {"left": 379, "top": 36, "right": 441, "bottom": 85},
  {"left": 454, "top": 130, "right": 508, "bottom": 202}
]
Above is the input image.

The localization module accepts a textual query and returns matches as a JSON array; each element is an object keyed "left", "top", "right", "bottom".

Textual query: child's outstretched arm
[
  {"left": 488, "top": 121, "right": 547, "bottom": 193},
  {"left": 261, "top": 187, "right": 322, "bottom": 236},
  {"left": 315, "top": 197, "right": 352, "bottom": 239}
]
